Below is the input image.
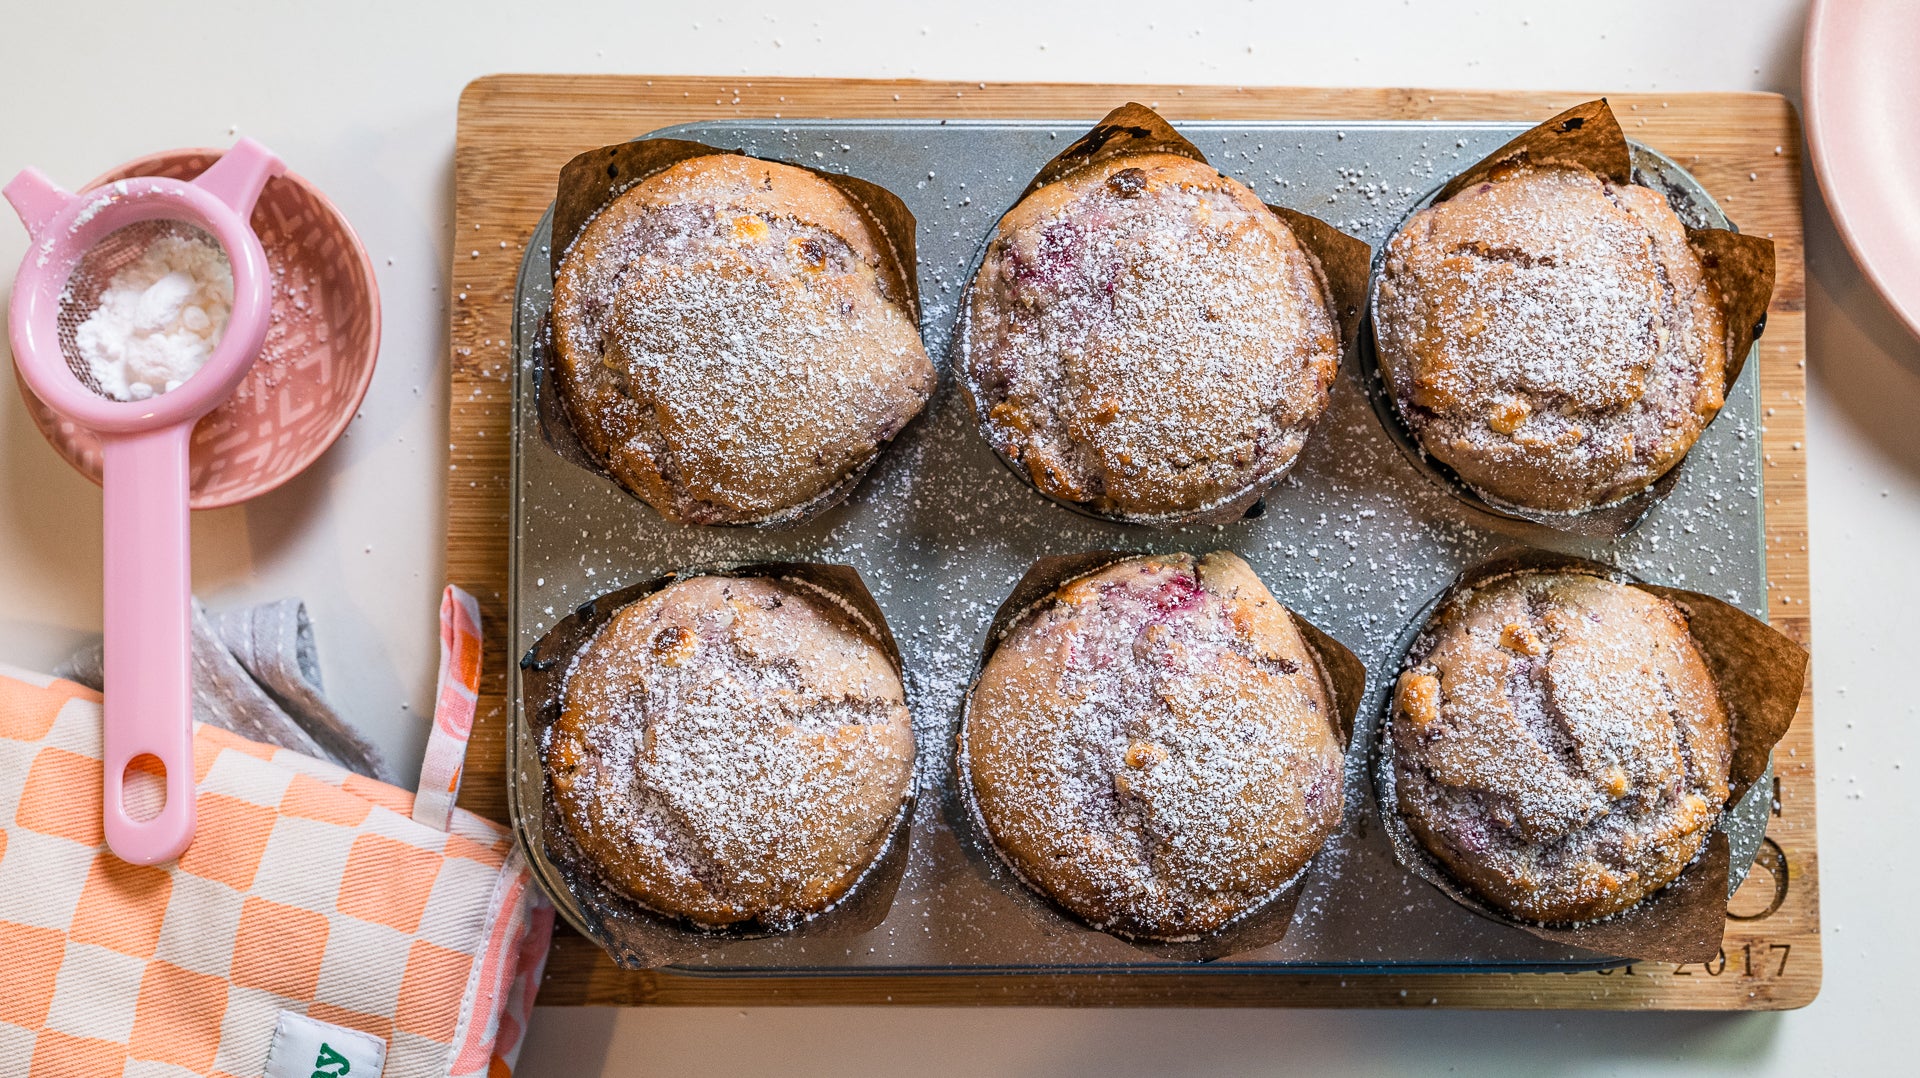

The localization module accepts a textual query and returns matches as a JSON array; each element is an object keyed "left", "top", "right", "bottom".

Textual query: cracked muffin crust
[
  {"left": 1389, "top": 571, "right": 1731, "bottom": 924},
  {"left": 1372, "top": 164, "right": 1730, "bottom": 513},
  {"left": 961, "top": 552, "right": 1345, "bottom": 940},
  {"left": 549, "top": 575, "right": 915, "bottom": 929},
  {"left": 958, "top": 153, "right": 1343, "bottom": 523},
  {"left": 551, "top": 154, "right": 935, "bottom": 525}
]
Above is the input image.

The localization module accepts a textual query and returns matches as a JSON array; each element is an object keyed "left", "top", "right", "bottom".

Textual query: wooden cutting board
[{"left": 449, "top": 75, "right": 1816, "bottom": 1010}]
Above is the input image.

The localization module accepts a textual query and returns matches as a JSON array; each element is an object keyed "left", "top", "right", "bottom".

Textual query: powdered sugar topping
[
  {"left": 1373, "top": 165, "right": 1727, "bottom": 512},
  {"left": 961, "top": 157, "right": 1340, "bottom": 521},
  {"left": 549, "top": 575, "right": 915, "bottom": 929},
  {"left": 1389, "top": 571, "right": 1732, "bottom": 923},
  {"left": 963, "top": 553, "right": 1344, "bottom": 939}
]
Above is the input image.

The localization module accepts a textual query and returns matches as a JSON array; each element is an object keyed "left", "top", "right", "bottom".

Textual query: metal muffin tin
[{"left": 508, "top": 117, "right": 1772, "bottom": 974}]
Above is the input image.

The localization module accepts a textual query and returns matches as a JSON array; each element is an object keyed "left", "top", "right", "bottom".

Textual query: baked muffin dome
[
  {"left": 1388, "top": 571, "right": 1732, "bottom": 924},
  {"left": 551, "top": 154, "right": 936, "bottom": 525},
  {"left": 959, "top": 153, "right": 1343, "bottom": 523},
  {"left": 548, "top": 575, "right": 915, "bottom": 928},
  {"left": 962, "top": 552, "right": 1345, "bottom": 940},
  {"left": 1372, "top": 164, "right": 1730, "bottom": 513}
]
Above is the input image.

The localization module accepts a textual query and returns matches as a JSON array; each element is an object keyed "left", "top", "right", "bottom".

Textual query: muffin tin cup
[
  {"left": 1361, "top": 99, "right": 1777, "bottom": 538},
  {"left": 513, "top": 562, "right": 916, "bottom": 969},
  {"left": 1370, "top": 548, "right": 1806, "bottom": 963},
  {"left": 952, "top": 103, "right": 1373, "bottom": 529},
  {"left": 533, "top": 135, "right": 927, "bottom": 529},
  {"left": 951, "top": 550, "right": 1367, "bottom": 960}
]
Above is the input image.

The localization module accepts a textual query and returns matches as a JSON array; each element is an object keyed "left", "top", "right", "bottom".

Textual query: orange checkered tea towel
[{"left": 0, "top": 590, "right": 551, "bottom": 1078}]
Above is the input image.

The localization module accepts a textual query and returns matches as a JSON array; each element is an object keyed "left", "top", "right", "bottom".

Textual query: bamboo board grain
[{"left": 449, "top": 75, "right": 1816, "bottom": 1010}]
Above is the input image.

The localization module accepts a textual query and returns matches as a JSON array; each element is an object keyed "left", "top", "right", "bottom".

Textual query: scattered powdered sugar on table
[
  {"left": 509, "top": 121, "right": 1770, "bottom": 971},
  {"left": 72, "top": 230, "right": 232, "bottom": 400}
]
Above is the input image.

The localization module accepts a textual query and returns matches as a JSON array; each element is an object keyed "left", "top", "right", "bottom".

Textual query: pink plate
[
  {"left": 15, "top": 149, "right": 380, "bottom": 509},
  {"left": 1804, "top": 0, "right": 1920, "bottom": 343}
]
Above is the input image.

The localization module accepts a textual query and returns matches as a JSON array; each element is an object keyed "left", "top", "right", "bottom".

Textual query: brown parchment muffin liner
[
  {"left": 531, "top": 137, "right": 927, "bottom": 528},
  {"left": 956, "top": 103, "right": 1374, "bottom": 527},
  {"left": 953, "top": 550, "right": 1367, "bottom": 961},
  {"left": 1362, "top": 99, "right": 1778, "bottom": 538},
  {"left": 516, "top": 563, "right": 914, "bottom": 969},
  {"left": 1371, "top": 549, "right": 1806, "bottom": 963}
]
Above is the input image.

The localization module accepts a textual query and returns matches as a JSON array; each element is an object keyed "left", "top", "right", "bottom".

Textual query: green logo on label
[{"left": 312, "top": 1042, "right": 351, "bottom": 1077}]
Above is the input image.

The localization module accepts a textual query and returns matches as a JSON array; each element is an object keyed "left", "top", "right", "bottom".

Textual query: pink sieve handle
[
  {"left": 191, "top": 138, "right": 284, "bottom": 217},
  {"left": 99, "top": 424, "right": 197, "bottom": 865},
  {"left": 2, "top": 168, "right": 75, "bottom": 240}
]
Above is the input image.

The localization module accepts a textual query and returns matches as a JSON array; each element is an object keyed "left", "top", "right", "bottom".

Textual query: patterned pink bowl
[{"left": 15, "top": 148, "right": 380, "bottom": 509}]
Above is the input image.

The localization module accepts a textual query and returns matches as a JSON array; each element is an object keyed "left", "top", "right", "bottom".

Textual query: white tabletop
[{"left": 2, "top": 1, "right": 1913, "bottom": 1073}]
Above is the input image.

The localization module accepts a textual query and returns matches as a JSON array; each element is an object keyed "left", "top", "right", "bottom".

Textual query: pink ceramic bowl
[{"left": 15, "top": 148, "right": 380, "bottom": 509}]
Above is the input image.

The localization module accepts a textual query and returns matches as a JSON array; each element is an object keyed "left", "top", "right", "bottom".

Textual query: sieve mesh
[{"left": 54, "top": 219, "right": 225, "bottom": 398}]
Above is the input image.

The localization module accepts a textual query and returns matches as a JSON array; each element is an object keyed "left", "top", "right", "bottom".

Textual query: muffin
[
  {"left": 959, "top": 153, "right": 1344, "bottom": 523},
  {"left": 547, "top": 574, "right": 915, "bottom": 928},
  {"left": 1388, "top": 571, "right": 1732, "bottom": 924},
  {"left": 1372, "top": 164, "right": 1731, "bottom": 513},
  {"left": 962, "top": 552, "right": 1346, "bottom": 940},
  {"left": 550, "top": 154, "right": 935, "bottom": 525}
]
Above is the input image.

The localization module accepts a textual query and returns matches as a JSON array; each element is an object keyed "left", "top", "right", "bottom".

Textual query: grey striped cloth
[{"left": 58, "top": 598, "right": 389, "bottom": 782}]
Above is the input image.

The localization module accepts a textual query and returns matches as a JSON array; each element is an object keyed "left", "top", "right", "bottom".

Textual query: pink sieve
[{"left": 6, "top": 140, "right": 284, "bottom": 865}]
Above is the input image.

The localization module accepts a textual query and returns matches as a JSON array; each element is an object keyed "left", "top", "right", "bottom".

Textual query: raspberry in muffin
[
  {"left": 959, "top": 153, "right": 1343, "bottom": 523},
  {"left": 961, "top": 552, "right": 1346, "bottom": 940}
]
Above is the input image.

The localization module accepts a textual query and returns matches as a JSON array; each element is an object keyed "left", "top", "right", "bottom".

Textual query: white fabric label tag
[{"left": 263, "top": 1010, "right": 388, "bottom": 1078}]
